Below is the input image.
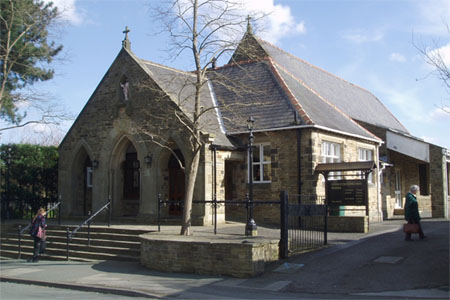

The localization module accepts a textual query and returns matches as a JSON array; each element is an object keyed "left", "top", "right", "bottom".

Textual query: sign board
[{"left": 327, "top": 179, "right": 366, "bottom": 206}]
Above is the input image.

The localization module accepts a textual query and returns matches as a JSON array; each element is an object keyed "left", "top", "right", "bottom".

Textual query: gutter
[{"left": 228, "top": 124, "right": 383, "bottom": 145}]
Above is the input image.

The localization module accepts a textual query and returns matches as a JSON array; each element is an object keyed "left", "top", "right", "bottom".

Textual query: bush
[{"left": 0, "top": 144, "right": 58, "bottom": 219}]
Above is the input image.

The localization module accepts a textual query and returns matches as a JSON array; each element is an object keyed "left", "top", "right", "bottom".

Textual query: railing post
[
  {"left": 87, "top": 211, "right": 91, "bottom": 246},
  {"left": 108, "top": 196, "right": 111, "bottom": 227},
  {"left": 158, "top": 194, "right": 161, "bottom": 232},
  {"left": 66, "top": 228, "right": 70, "bottom": 261},
  {"left": 58, "top": 195, "right": 62, "bottom": 225},
  {"left": 245, "top": 193, "right": 250, "bottom": 226},
  {"left": 18, "top": 225, "right": 22, "bottom": 259},
  {"left": 213, "top": 198, "right": 217, "bottom": 235},
  {"left": 280, "top": 190, "right": 289, "bottom": 259},
  {"left": 324, "top": 203, "right": 328, "bottom": 246}
]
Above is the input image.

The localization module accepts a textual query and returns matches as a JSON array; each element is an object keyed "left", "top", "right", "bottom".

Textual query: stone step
[
  {"left": 1, "top": 244, "right": 139, "bottom": 261},
  {"left": 2, "top": 229, "right": 147, "bottom": 243},
  {"left": 1, "top": 239, "right": 140, "bottom": 256},
  {"left": 0, "top": 250, "right": 96, "bottom": 262},
  {"left": 1, "top": 223, "right": 145, "bottom": 262},
  {"left": 2, "top": 224, "right": 151, "bottom": 236},
  {"left": 1, "top": 236, "right": 140, "bottom": 249}
]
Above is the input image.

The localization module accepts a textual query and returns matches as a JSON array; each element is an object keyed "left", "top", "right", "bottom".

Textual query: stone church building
[{"left": 58, "top": 26, "right": 449, "bottom": 227}]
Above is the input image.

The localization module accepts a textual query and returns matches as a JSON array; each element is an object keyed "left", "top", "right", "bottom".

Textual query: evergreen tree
[{"left": 0, "top": 0, "right": 63, "bottom": 125}]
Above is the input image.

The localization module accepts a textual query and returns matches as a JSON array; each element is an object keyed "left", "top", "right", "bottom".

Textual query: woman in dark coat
[
  {"left": 404, "top": 185, "right": 425, "bottom": 241},
  {"left": 29, "top": 208, "right": 46, "bottom": 262}
]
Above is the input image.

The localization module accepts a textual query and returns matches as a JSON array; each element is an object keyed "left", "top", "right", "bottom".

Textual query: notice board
[{"left": 327, "top": 179, "right": 367, "bottom": 206}]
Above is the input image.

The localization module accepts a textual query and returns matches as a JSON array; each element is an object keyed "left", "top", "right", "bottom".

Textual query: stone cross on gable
[
  {"left": 246, "top": 15, "right": 253, "bottom": 34},
  {"left": 123, "top": 26, "right": 130, "bottom": 39},
  {"left": 122, "top": 26, "right": 131, "bottom": 50}
]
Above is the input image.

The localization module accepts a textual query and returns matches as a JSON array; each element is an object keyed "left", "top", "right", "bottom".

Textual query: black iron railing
[
  {"left": 157, "top": 194, "right": 279, "bottom": 235},
  {"left": 280, "top": 191, "right": 328, "bottom": 258},
  {"left": 18, "top": 201, "right": 61, "bottom": 259},
  {"left": 66, "top": 199, "right": 111, "bottom": 261}
]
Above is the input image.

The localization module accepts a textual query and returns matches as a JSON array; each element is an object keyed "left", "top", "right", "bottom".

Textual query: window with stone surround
[
  {"left": 322, "top": 141, "right": 341, "bottom": 180},
  {"left": 249, "top": 144, "right": 271, "bottom": 183},
  {"left": 86, "top": 166, "right": 93, "bottom": 188},
  {"left": 358, "top": 148, "right": 373, "bottom": 183}
]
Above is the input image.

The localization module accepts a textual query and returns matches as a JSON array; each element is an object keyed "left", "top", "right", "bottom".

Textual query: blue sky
[{"left": 1, "top": 0, "right": 449, "bottom": 149}]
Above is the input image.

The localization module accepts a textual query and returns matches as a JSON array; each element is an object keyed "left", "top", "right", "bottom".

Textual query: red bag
[{"left": 403, "top": 223, "right": 419, "bottom": 234}]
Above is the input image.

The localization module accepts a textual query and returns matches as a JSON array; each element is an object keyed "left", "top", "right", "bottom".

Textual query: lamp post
[{"left": 245, "top": 116, "right": 257, "bottom": 236}]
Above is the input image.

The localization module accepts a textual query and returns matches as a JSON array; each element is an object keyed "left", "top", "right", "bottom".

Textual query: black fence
[
  {"left": 280, "top": 191, "right": 327, "bottom": 257},
  {"left": 1, "top": 199, "right": 61, "bottom": 223},
  {"left": 158, "top": 191, "right": 328, "bottom": 258},
  {"left": 157, "top": 194, "right": 279, "bottom": 234}
]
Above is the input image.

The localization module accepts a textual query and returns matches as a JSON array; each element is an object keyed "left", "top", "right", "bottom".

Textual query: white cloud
[
  {"left": 295, "top": 21, "right": 307, "bottom": 34},
  {"left": 389, "top": 53, "right": 406, "bottom": 63},
  {"left": 429, "top": 107, "right": 450, "bottom": 120},
  {"left": 240, "top": 0, "right": 307, "bottom": 43},
  {"left": 45, "top": 0, "right": 83, "bottom": 25},
  {"left": 343, "top": 29, "right": 384, "bottom": 44},
  {"left": 427, "top": 42, "right": 450, "bottom": 66}
]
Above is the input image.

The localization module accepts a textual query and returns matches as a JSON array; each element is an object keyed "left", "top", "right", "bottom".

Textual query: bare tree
[
  {"left": 146, "top": 0, "right": 266, "bottom": 235},
  {"left": 414, "top": 23, "right": 450, "bottom": 114}
]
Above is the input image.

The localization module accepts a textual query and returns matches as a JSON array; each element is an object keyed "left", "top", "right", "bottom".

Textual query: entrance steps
[{"left": 0, "top": 223, "right": 152, "bottom": 262}]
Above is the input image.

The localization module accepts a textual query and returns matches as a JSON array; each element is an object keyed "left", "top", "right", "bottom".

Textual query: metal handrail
[
  {"left": 18, "top": 201, "right": 61, "bottom": 259},
  {"left": 66, "top": 199, "right": 111, "bottom": 261}
]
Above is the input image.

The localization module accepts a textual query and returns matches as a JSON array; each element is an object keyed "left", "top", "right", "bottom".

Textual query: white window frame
[
  {"left": 86, "top": 166, "right": 93, "bottom": 188},
  {"left": 248, "top": 143, "right": 271, "bottom": 183},
  {"left": 358, "top": 148, "right": 374, "bottom": 183},
  {"left": 322, "top": 141, "right": 341, "bottom": 180}
]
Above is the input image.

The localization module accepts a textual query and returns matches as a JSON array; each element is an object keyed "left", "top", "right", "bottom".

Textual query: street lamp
[{"left": 245, "top": 116, "right": 257, "bottom": 236}]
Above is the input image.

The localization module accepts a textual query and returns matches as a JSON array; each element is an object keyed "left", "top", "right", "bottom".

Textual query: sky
[{"left": 1, "top": 0, "right": 449, "bottom": 149}]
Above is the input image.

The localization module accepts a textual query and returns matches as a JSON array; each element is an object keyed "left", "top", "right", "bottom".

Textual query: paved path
[{"left": 1, "top": 219, "right": 449, "bottom": 299}]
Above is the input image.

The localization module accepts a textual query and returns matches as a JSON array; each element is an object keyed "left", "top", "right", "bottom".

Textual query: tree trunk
[{"left": 180, "top": 147, "right": 200, "bottom": 235}]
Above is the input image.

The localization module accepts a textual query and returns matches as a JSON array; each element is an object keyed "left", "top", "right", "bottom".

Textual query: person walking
[
  {"left": 404, "top": 185, "right": 426, "bottom": 241},
  {"left": 29, "top": 208, "right": 47, "bottom": 262}
]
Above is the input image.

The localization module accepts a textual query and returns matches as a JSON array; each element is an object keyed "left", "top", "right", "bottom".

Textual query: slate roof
[
  {"left": 131, "top": 32, "right": 411, "bottom": 144},
  {"left": 139, "top": 59, "right": 234, "bottom": 148},
  {"left": 272, "top": 63, "right": 377, "bottom": 139},
  {"left": 209, "top": 60, "right": 297, "bottom": 133},
  {"left": 256, "top": 38, "right": 409, "bottom": 134}
]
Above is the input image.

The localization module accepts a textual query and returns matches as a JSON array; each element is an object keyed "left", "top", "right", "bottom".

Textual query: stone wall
[
  {"left": 327, "top": 216, "right": 368, "bottom": 233},
  {"left": 429, "top": 144, "right": 449, "bottom": 218},
  {"left": 223, "top": 128, "right": 380, "bottom": 225},
  {"left": 382, "top": 150, "right": 433, "bottom": 219},
  {"left": 58, "top": 49, "right": 212, "bottom": 224},
  {"left": 312, "top": 131, "right": 380, "bottom": 222},
  {"left": 140, "top": 233, "right": 279, "bottom": 278}
]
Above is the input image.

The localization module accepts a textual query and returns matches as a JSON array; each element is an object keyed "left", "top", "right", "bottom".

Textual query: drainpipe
[
  {"left": 297, "top": 128, "right": 302, "bottom": 203},
  {"left": 375, "top": 146, "right": 382, "bottom": 222},
  {"left": 295, "top": 112, "right": 302, "bottom": 203}
]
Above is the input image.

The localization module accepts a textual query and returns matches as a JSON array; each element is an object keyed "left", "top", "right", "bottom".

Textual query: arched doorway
[
  {"left": 83, "top": 157, "right": 93, "bottom": 215},
  {"left": 168, "top": 150, "right": 185, "bottom": 215},
  {"left": 121, "top": 143, "right": 140, "bottom": 217},
  {"left": 72, "top": 146, "right": 93, "bottom": 216}
]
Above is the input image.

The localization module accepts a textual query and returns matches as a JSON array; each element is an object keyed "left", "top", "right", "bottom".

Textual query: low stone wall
[
  {"left": 327, "top": 216, "right": 368, "bottom": 233},
  {"left": 140, "top": 233, "right": 279, "bottom": 278}
]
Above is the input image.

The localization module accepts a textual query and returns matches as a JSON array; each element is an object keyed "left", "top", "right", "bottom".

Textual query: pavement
[{"left": 1, "top": 219, "right": 449, "bottom": 299}]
